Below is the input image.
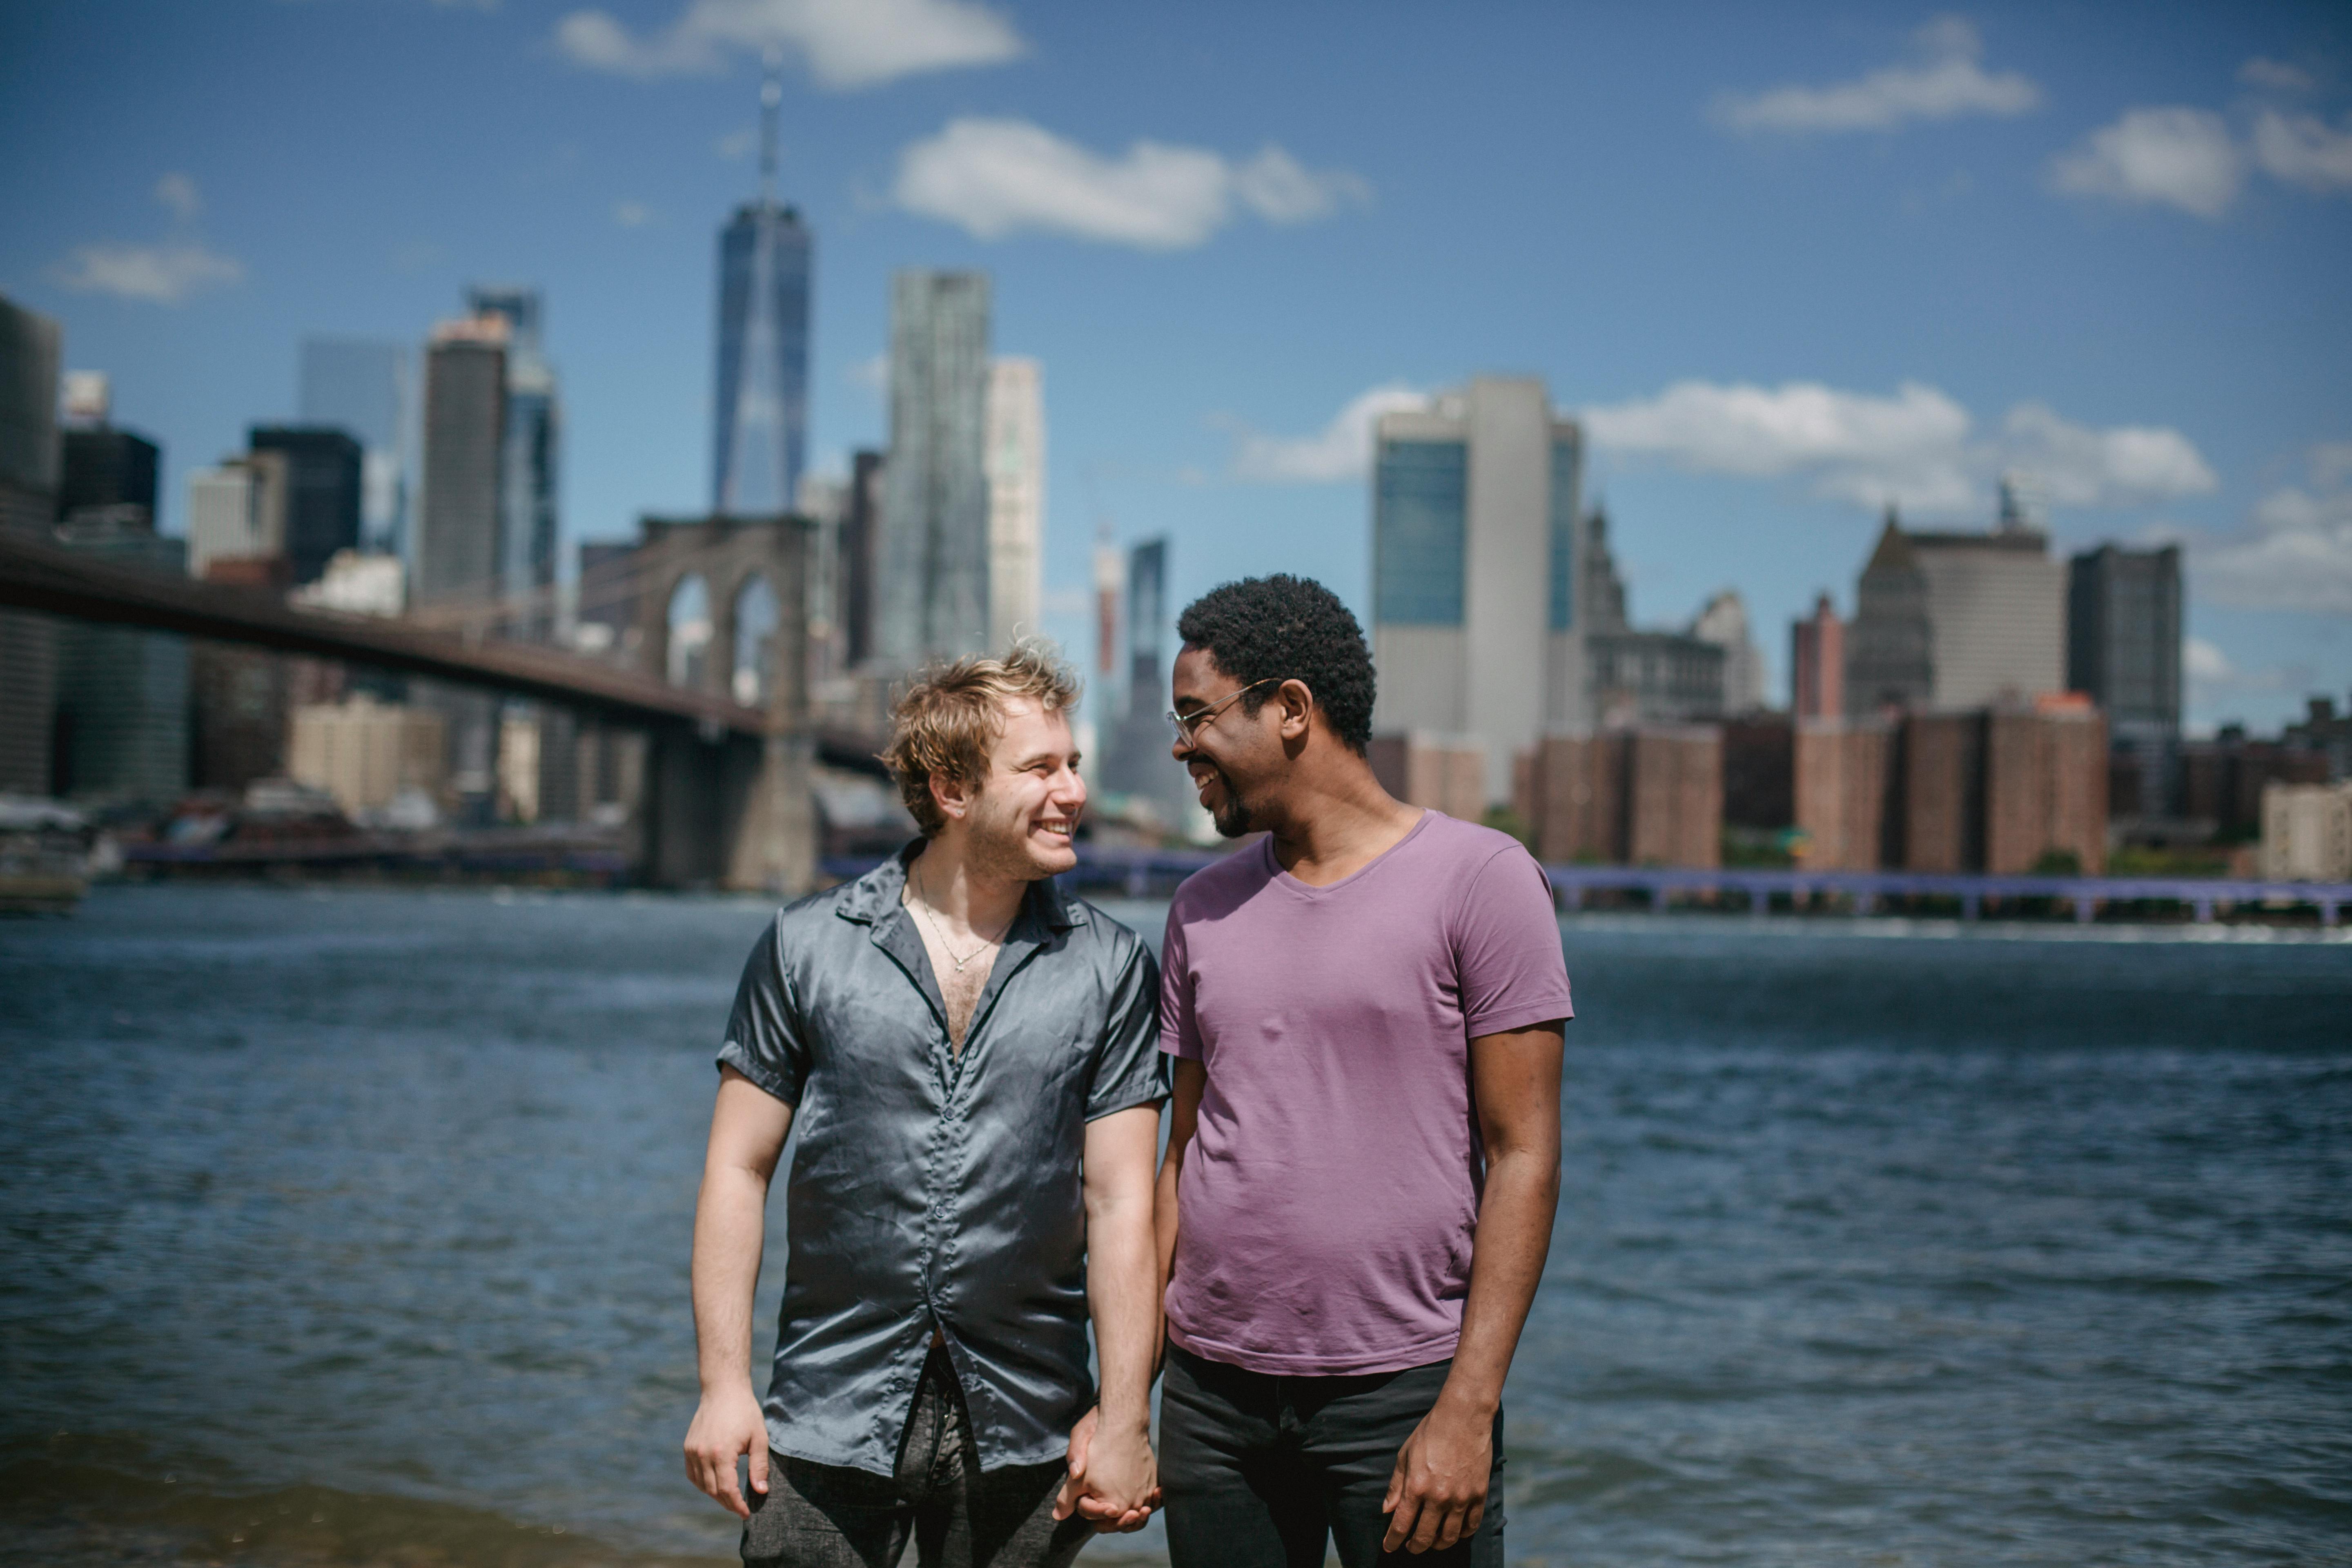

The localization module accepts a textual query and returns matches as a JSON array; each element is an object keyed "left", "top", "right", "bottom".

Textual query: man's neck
[
  {"left": 906, "top": 832, "right": 1029, "bottom": 937},
  {"left": 1263, "top": 760, "right": 1424, "bottom": 888}
]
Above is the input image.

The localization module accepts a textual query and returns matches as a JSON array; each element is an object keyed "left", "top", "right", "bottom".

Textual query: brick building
[
  {"left": 1792, "top": 703, "right": 2104, "bottom": 873},
  {"left": 1793, "top": 719, "right": 1896, "bottom": 871},
  {"left": 1519, "top": 726, "right": 1721, "bottom": 868},
  {"left": 1368, "top": 733, "right": 1488, "bottom": 825}
]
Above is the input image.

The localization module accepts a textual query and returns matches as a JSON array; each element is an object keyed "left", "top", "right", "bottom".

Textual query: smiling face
[
  {"left": 1169, "top": 645, "right": 1283, "bottom": 839},
  {"left": 948, "top": 697, "right": 1086, "bottom": 880}
]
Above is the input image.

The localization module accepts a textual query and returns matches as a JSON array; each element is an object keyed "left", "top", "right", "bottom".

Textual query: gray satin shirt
[{"left": 717, "top": 845, "right": 1168, "bottom": 1476}]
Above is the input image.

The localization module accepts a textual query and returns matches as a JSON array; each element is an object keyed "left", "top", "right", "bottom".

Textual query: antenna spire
[{"left": 758, "top": 47, "right": 782, "bottom": 205}]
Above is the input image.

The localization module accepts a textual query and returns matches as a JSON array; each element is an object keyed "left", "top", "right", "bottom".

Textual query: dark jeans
[
  {"left": 1158, "top": 1344, "right": 1504, "bottom": 1568},
  {"left": 742, "top": 1343, "right": 1092, "bottom": 1568}
]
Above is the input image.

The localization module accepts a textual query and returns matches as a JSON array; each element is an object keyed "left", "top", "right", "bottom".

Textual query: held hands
[
  {"left": 1054, "top": 1405, "right": 1160, "bottom": 1533},
  {"left": 1381, "top": 1394, "right": 1493, "bottom": 1555},
  {"left": 684, "top": 1384, "right": 771, "bottom": 1519}
]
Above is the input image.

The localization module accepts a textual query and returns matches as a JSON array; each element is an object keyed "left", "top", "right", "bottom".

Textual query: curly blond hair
[{"left": 881, "top": 639, "right": 1083, "bottom": 836}]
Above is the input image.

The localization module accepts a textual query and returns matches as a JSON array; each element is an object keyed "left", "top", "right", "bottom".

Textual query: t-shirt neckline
[{"left": 1263, "top": 808, "right": 1434, "bottom": 899}]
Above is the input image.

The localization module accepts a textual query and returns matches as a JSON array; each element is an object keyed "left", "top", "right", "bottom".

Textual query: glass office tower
[
  {"left": 1370, "top": 377, "right": 1587, "bottom": 800},
  {"left": 878, "top": 270, "right": 991, "bottom": 665},
  {"left": 298, "top": 337, "right": 410, "bottom": 557},
  {"left": 466, "top": 286, "right": 560, "bottom": 642},
  {"left": 711, "top": 71, "right": 810, "bottom": 517}
]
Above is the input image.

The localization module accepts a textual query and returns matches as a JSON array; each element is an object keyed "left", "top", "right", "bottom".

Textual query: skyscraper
[
  {"left": 185, "top": 452, "right": 288, "bottom": 580},
  {"left": 841, "top": 450, "right": 882, "bottom": 666},
  {"left": 984, "top": 357, "right": 1044, "bottom": 650},
  {"left": 1844, "top": 490, "right": 2067, "bottom": 717},
  {"left": 416, "top": 314, "right": 508, "bottom": 819},
  {"left": 711, "top": 67, "right": 811, "bottom": 517},
  {"left": 1790, "top": 593, "right": 1845, "bottom": 720},
  {"left": 1102, "top": 536, "right": 1193, "bottom": 827},
  {"left": 298, "top": 338, "right": 410, "bottom": 557},
  {"left": 466, "top": 285, "right": 560, "bottom": 640},
  {"left": 50, "top": 513, "right": 188, "bottom": 803},
  {"left": 416, "top": 315, "right": 507, "bottom": 613},
  {"left": 58, "top": 421, "right": 160, "bottom": 529},
  {"left": 248, "top": 426, "right": 361, "bottom": 585},
  {"left": 880, "top": 270, "right": 991, "bottom": 666},
  {"left": 1690, "top": 589, "right": 1764, "bottom": 713},
  {"left": 1370, "top": 377, "right": 1586, "bottom": 800},
  {"left": 2069, "top": 543, "right": 2182, "bottom": 814},
  {"left": 0, "top": 291, "right": 62, "bottom": 793}
]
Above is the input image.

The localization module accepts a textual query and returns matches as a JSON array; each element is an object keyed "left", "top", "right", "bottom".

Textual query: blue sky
[{"left": 3, "top": 0, "right": 2347, "bottom": 732}]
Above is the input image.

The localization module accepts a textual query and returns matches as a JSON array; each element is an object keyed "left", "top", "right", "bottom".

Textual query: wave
[{"left": 0, "top": 1439, "right": 728, "bottom": 1568}]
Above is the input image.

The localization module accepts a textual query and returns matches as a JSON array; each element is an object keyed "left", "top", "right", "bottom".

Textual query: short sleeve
[
  {"left": 1086, "top": 937, "right": 1169, "bottom": 1120},
  {"left": 716, "top": 916, "right": 811, "bottom": 1105},
  {"left": 1454, "top": 846, "right": 1575, "bottom": 1038},
  {"left": 1159, "top": 902, "right": 1200, "bottom": 1060}
]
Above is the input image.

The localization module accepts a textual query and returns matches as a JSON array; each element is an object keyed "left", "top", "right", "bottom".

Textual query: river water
[{"left": 2, "top": 886, "right": 2347, "bottom": 1567}]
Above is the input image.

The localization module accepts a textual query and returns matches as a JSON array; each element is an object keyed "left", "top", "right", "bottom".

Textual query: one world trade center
[{"left": 711, "top": 65, "right": 809, "bottom": 516}]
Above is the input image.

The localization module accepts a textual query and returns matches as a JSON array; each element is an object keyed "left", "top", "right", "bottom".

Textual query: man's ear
[
  {"left": 931, "top": 770, "right": 976, "bottom": 823},
  {"left": 1276, "top": 679, "right": 1316, "bottom": 741}
]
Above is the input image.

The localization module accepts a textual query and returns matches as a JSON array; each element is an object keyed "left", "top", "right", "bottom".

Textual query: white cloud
[
  {"left": 1231, "top": 146, "right": 1372, "bottom": 223},
  {"left": 1715, "top": 15, "right": 2040, "bottom": 134},
  {"left": 2251, "top": 109, "right": 2352, "bottom": 193},
  {"left": 2198, "top": 476, "right": 2352, "bottom": 615},
  {"left": 2048, "top": 106, "right": 2244, "bottom": 218},
  {"left": 554, "top": 0, "right": 1020, "bottom": 87},
  {"left": 891, "top": 118, "right": 1368, "bottom": 249},
  {"left": 53, "top": 241, "right": 244, "bottom": 304},
  {"left": 1227, "top": 384, "right": 1428, "bottom": 483},
  {"left": 715, "top": 125, "right": 757, "bottom": 160},
  {"left": 2000, "top": 403, "right": 2218, "bottom": 506},
  {"left": 2183, "top": 636, "right": 2233, "bottom": 683},
  {"left": 1579, "top": 378, "right": 2216, "bottom": 514},
  {"left": 153, "top": 172, "right": 201, "bottom": 220},
  {"left": 2238, "top": 57, "right": 2316, "bottom": 94},
  {"left": 2310, "top": 441, "right": 2352, "bottom": 489},
  {"left": 612, "top": 199, "right": 654, "bottom": 226},
  {"left": 1584, "top": 379, "right": 1978, "bottom": 509}
]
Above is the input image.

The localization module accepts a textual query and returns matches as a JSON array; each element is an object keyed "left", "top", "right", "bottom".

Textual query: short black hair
[{"left": 1175, "top": 574, "right": 1374, "bottom": 753}]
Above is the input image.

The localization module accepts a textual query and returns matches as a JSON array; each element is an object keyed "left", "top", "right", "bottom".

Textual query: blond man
[{"left": 684, "top": 643, "right": 1167, "bottom": 1567}]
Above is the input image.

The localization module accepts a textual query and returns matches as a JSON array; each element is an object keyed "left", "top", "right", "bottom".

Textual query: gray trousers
[{"left": 742, "top": 1343, "right": 1095, "bottom": 1568}]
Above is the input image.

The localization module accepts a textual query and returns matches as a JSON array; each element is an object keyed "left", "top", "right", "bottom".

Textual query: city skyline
[{"left": 2, "top": 1, "right": 2346, "bottom": 732}]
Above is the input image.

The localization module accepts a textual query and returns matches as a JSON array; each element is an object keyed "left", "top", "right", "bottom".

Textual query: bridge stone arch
[
  {"left": 633, "top": 515, "right": 809, "bottom": 726},
  {"left": 628, "top": 514, "right": 815, "bottom": 891},
  {"left": 729, "top": 572, "right": 781, "bottom": 708}
]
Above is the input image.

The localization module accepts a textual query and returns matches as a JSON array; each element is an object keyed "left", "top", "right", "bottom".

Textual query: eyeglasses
[{"left": 1167, "top": 677, "right": 1284, "bottom": 748}]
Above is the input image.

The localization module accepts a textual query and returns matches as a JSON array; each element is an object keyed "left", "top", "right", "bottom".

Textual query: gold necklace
[{"left": 911, "top": 862, "right": 1012, "bottom": 973}]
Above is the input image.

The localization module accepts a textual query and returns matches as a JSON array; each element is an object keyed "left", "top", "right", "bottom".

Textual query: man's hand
[
  {"left": 1054, "top": 1405, "right": 1159, "bottom": 1532},
  {"left": 1380, "top": 1393, "right": 1493, "bottom": 1555},
  {"left": 684, "top": 1383, "right": 771, "bottom": 1519}
]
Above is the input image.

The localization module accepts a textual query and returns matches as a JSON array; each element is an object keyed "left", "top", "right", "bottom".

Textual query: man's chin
[
  {"left": 1212, "top": 806, "right": 1253, "bottom": 840},
  {"left": 1019, "top": 830, "right": 1079, "bottom": 876}
]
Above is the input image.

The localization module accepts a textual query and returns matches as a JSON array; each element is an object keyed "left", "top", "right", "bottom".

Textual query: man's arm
[
  {"left": 1154, "top": 1057, "right": 1205, "bottom": 1323},
  {"left": 1056, "top": 1102, "right": 1163, "bottom": 1532},
  {"left": 1381, "top": 1021, "right": 1564, "bottom": 1555},
  {"left": 682, "top": 1065, "right": 794, "bottom": 1519}
]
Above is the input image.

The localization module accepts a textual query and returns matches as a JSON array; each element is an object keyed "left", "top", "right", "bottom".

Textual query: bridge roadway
[
  {"left": 0, "top": 529, "right": 766, "bottom": 735},
  {"left": 0, "top": 530, "right": 860, "bottom": 891}
]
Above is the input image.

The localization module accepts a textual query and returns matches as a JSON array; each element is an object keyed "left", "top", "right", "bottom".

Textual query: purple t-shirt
[{"left": 1159, "top": 810, "right": 1573, "bottom": 1376}]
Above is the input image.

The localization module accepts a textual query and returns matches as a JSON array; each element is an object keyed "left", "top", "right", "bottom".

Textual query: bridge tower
[{"left": 631, "top": 513, "right": 817, "bottom": 893}]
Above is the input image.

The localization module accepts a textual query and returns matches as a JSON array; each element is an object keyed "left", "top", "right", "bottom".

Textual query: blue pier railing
[
  {"left": 823, "top": 847, "right": 2352, "bottom": 927},
  {"left": 1537, "top": 863, "right": 2350, "bottom": 928}
]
